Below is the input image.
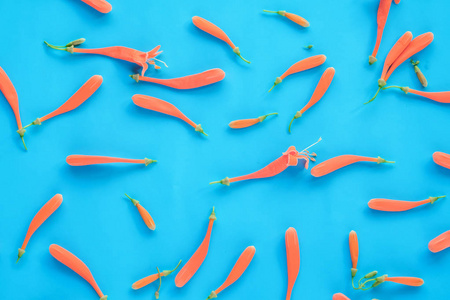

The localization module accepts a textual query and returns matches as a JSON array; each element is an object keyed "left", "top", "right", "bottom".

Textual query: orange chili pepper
[
  {"left": 368, "top": 196, "right": 445, "bottom": 212},
  {"left": 132, "top": 94, "right": 207, "bottom": 136},
  {"left": 311, "top": 155, "right": 394, "bottom": 177},
  {"left": 429, "top": 230, "right": 450, "bottom": 253},
  {"left": 210, "top": 138, "right": 321, "bottom": 186},
  {"left": 380, "top": 32, "right": 413, "bottom": 84},
  {"left": 369, "top": 0, "right": 392, "bottom": 65},
  {"left": 49, "top": 244, "right": 108, "bottom": 300},
  {"left": 206, "top": 246, "right": 255, "bottom": 299},
  {"left": 17, "top": 194, "right": 62, "bottom": 263},
  {"left": 125, "top": 194, "right": 156, "bottom": 230},
  {"left": 365, "top": 31, "right": 413, "bottom": 104},
  {"left": 66, "top": 155, "right": 156, "bottom": 166},
  {"left": 383, "top": 86, "right": 450, "bottom": 103},
  {"left": 130, "top": 68, "right": 225, "bottom": 89},
  {"left": 333, "top": 293, "right": 350, "bottom": 300},
  {"left": 349, "top": 230, "right": 358, "bottom": 279},
  {"left": 285, "top": 227, "right": 300, "bottom": 300},
  {"left": 192, "top": 16, "right": 250, "bottom": 64},
  {"left": 132, "top": 260, "right": 181, "bottom": 290},
  {"left": 262, "top": 10, "right": 310, "bottom": 27},
  {"left": 228, "top": 112, "right": 278, "bottom": 129},
  {"left": 0, "top": 66, "right": 26, "bottom": 149},
  {"left": 22, "top": 75, "right": 102, "bottom": 138},
  {"left": 394, "top": 0, "right": 400, "bottom": 4},
  {"left": 384, "top": 32, "right": 434, "bottom": 81},
  {"left": 80, "top": 0, "right": 112, "bottom": 13},
  {"left": 288, "top": 67, "right": 335, "bottom": 132},
  {"left": 433, "top": 151, "right": 450, "bottom": 169},
  {"left": 175, "top": 207, "right": 216, "bottom": 288},
  {"left": 375, "top": 275, "right": 424, "bottom": 287},
  {"left": 268, "top": 55, "right": 326, "bottom": 92},
  {"left": 366, "top": 32, "right": 433, "bottom": 104},
  {"left": 44, "top": 40, "right": 164, "bottom": 76}
]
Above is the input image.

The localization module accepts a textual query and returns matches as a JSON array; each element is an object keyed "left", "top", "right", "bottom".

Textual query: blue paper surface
[{"left": 1, "top": 0, "right": 450, "bottom": 299}]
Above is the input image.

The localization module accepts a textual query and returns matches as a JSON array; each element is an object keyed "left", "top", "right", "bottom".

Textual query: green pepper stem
[
  {"left": 236, "top": 53, "right": 250, "bottom": 64},
  {"left": 382, "top": 85, "right": 403, "bottom": 90},
  {"left": 263, "top": 9, "right": 277, "bottom": 13},
  {"left": 288, "top": 116, "right": 296, "bottom": 133},
  {"left": 358, "top": 276, "right": 365, "bottom": 288},
  {"left": 360, "top": 278, "right": 376, "bottom": 290},
  {"left": 155, "top": 266, "right": 162, "bottom": 299},
  {"left": 259, "top": 112, "right": 278, "bottom": 122},
  {"left": 164, "top": 260, "right": 182, "bottom": 276},
  {"left": 21, "top": 136, "right": 27, "bottom": 150},
  {"left": 125, "top": 193, "right": 139, "bottom": 206},
  {"left": 364, "top": 87, "right": 381, "bottom": 104},
  {"left": 22, "top": 123, "right": 33, "bottom": 129},
  {"left": 44, "top": 41, "right": 68, "bottom": 51},
  {"left": 351, "top": 276, "right": 358, "bottom": 289}
]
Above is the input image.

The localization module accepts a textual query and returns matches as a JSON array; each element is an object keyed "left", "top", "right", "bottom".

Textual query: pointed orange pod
[
  {"left": 210, "top": 138, "right": 321, "bottom": 186},
  {"left": 130, "top": 68, "right": 225, "bottom": 89},
  {"left": 66, "top": 155, "right": 156, "bottom": 166},
  {"left": 132, "top": 260, "right": 181, "bottom": 290},
  {"left": 368, "top": 196, "right": 445, "bottom": 212},
  {"left": 17, "top": 194, "right": 63, "bottom": 263},
  {"left": 311, "top": 155, "right": 394, "bottom": 177},
  {"left": 383, "top": 276, "right": 424, "bottom": 286},
  {"left": 369, "top": 0, "right": 392, "bottom": 65},
  {"left": 394, "top": 0, "right": 400, "bottom": 4},
  {"left": 263, "top": 10, "right": 309, "bottom": 27},
  {"left": 23, "top": 75, "right": 102, "bottom": 135},
  {"left": 125, "top": 194, "right": 156, "bottom": 230},
  {"left": 429, "top": 230, "right": 450, "bottom": 253},
  {"left": 206, "top": 246, "right": 255, "bottom": 299},
  {"left": 175, "top": 207, "right": 216, "bottom": 288},
  {"left": 366, "top": 31, "right": 412, "bottom": 104},
  {"left": 0, "top": 67, "right": 22, "bottom": 129},
  {"left": 80, "top": 0, "right": 112, "bottom": 13},
  {"left": 0, "top": 66, "right": 27, "bottom": 149},
  {"left": 132, "top": 94, "right": 207, "bottom": 136},
  {"left": 349, "top": 230, "right": 358, "bottom": 277},
  {"left": 384, "top": 32, "right": 434, "bottom": 81},
  {"left": 285, "top": 227, "right": 300, "bottom": 300},
  {"left": 229, "top": 113, "right": 278, "bottom": 129},
  {"left": 383, "top": 86, "right": 450, "bottom": 103},
  {"left": 49, "top": 244, "right": 107, "bottom": 299},
  {"left": 289, "top": 67, "right": 335, "bottom": 132},
  {"left": 192, "top": 16, "right": 250, "bottom": 64},
  {"left": 269, "top": 55, "right": 326, "bottom": 92},
  {"left": 380, "top": 32, "right": 413, "bottom": 82},
  {"left": 433, "top": 151, "right": 450, "bottom": 169},
  {"left": 333, "top": 293, "right": 350, "bottom": 300}
]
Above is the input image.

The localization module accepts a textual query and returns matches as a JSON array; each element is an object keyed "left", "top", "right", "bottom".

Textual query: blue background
[{"left": 1, "top": 0, "right": 450, "bottom": 299}]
